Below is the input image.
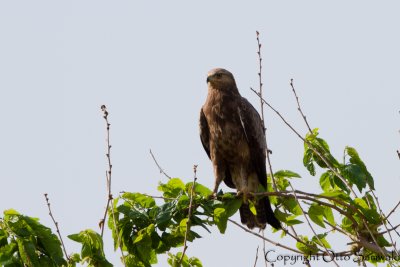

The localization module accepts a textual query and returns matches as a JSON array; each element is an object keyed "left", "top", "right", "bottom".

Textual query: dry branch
[
  {"left": 99, "top": 105, "right": 126, "bottom": 266},
  {"left": 44, "top": 193, "right": 69, "bottom": 260}
]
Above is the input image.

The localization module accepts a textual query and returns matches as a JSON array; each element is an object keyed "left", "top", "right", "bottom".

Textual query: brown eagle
[{"left": 199, "top": 68, "right": 281, "bottom": 230}]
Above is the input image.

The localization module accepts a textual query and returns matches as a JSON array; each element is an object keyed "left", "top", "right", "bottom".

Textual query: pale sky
[{"left": 0, "top": 1, "right": 399, "bottom": 266}]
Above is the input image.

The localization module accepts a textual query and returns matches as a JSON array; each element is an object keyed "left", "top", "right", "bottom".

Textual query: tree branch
[
  {"left": 149, "top": 149, "right": 172, "bottom": 180},
  {"left": 228, "top": 219, "right": 303, "bottom": 254},
  {"left": 99, "top": 105, "right": 126, "bottom": 266},
  {"left": 289, "top": 78, "right": 312, "bottom": 134},
  {"left": 43, "top": 193, "right": 69, "bottom": 261}
]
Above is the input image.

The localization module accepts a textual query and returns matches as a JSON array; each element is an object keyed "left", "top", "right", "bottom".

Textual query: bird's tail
[{"left": 239, "top": 196, "right": 281, "bottom": 230}]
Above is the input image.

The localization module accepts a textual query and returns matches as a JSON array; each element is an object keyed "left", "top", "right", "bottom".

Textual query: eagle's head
[{"left": 206, "top": 68, "right": 238, "bottom": 93}]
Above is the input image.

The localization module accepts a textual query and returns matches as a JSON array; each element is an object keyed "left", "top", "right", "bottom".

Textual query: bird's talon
[{"left": 208, "top": 192, "right": 218, "bottom": 200}]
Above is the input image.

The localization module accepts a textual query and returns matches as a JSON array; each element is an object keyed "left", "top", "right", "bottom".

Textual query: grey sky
[{"left": 1, "top": 1, "right": 399, "bottom": 266}]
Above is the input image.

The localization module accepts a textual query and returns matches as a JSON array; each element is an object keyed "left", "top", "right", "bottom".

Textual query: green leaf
[
  {"left": 186, "top": 183, "right": 212, "bottom": 198},
  {"left": 158, "top": 178, "right": 185, "bottom": 198},
  {"left": 376, "top": 235, "right": 391, "bottom": 247},
  {"left": 125, "top": 254, "right": 146, "bottom": 267},
  {"left": 0, "top": 229, "right": 7, "bottom": 247},
  {"left": 274, "top": 170, "right": 301, "bottom": 179},
  {"left": 187, "top": 256, "right": 203, "bottom": 267},
  {"left": 179, "top": 218, "right": 188, "bottom": 234},
  {"left": 223, "top": 198, "right": 242, "bottom": 218},
  {"left": 275, "top": 176, "right": 290, "bottom": 191},
  {"left": 341, "top": 217, "right": 354, "bottom": 232},
  {"left": 23, "top": 215, "right": 66, "bottom": 265},
  {"left": 311, "top": 233, "right": 331, "bottom": 249},
  {"left": 352, "top": 198, "right": 381, "bottom": 224},
  {"left": 341, "top": 164, "right": 367, "bottom": 193},
  {"left": 346, "top": 146, "right": 375, "bottom": 190},
  {"left": 283, "top": 197, "right": 303, "bottom": 216},
  {"left": 248, "top": 201, "right": 257, "bottom": 215},
  {"left": 68, "top": 229, "right": 112, "bottom": 267},
  {"left": 122, "top": 193, "right": 156, "bottom": 208},
  {"left": 285, "top": 218, "right": 303, "bottom": 226},
  {"left": 17, "top": 238, "right": 40, "bottom": 266},
  {"left": 320, "top": 171, "right": 334, "bottom": 192},
  {"left": 296, "top": 236, "right": 318, "bottom": 254},
  {"left": 308, "top": 204, "right": 325, "bottom": 228},
  {"left": 303, "top": 149, "right": 316, "bottom": 176},
  {"left": 167, "top": 252, "right": 202, "bottom": 267},
  {"left": 135, "top": 227, "right": 157, "bottom": 265},
  {"left": 274, "top": 209, "right": 290, "bottom": 223},
  {"left": 3, "top": 209, "right": 20, "bottom": 216},
  {"left": 0, "top": 242, "right": 17, "bottom": 266},
  {"left": 323, "top": 206, "right": 335, "bottom": 226},
  {"left": 155, "top": 201, "right": 177, "bottom": 231},
  {"left": 332, "top": 175, "right": 350, "bottom": 193},
  {"left": 213, "top": 208, "right": 228, "bottom": 234},
  {"left": 69, "top": 253, "right": 81, "bottom": 263}
]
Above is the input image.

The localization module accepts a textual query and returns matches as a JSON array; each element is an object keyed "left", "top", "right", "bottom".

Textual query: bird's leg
[
  {"left": 237, "top": 166, "right": 249, "bottom": 202},
  {"left": 211, "top": 165, "right": 224, "bottom": 199}
]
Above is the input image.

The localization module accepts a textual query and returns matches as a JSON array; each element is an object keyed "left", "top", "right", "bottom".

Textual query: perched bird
[{"left": 199, "top": 68, "right": 281, "bottom": 230}]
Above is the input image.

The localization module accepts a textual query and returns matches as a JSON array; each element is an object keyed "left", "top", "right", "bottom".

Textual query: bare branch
[
  {"left": 253, "top": 245, "right": 259, "bottom": 267},
  {"left": 253, "top": 31, "right": 277, "bottom": 192},
  {"left": 290, "top": 79, "right": 312, "bottom": 133},
  {"left": 379, "top": 223, "right": 400, "bottom": 235},
  {"left": 370, "top": 191, "right": 399, "bottom": 257},
  {"left": 99, "top": 105, "right": 126, "bottom": 266},
  {"left": 179, "top": 165, "right": 198, "bottom": 264},
  {"left": 255, "top": 31, "right": 265, "bottom": 129},
  {"left": 228, "top": 219, "right": 303, "bottom": 254},
  {"left": 386, "top": 200, "right": 400, "bottom": 220},
  {"left": 43, "top": 193, "right": 69, "bottom": 261},
  {"left": 149, "top": 149, "right": 172, "bottom": 179}
]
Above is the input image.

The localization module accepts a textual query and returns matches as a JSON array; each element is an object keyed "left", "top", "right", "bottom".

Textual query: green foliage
[
  {"left": 0, "top": 209, "right": 67, "bottom": 267},
  {"left": 167, "top": 252, "right": 202, "bottom": 267},
  {"left": 0, "top": 127, "right": 398, "bottom": 266},
  {"left": 107, "top": 179, "right": 244, "bottom": 266},
  {"left": 68, "top": 230, "right": 112, "bottom": 267}
]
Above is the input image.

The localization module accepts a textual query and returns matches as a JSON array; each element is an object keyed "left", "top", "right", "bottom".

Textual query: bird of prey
[{"left": 199, "top": 68, "right": 281, "bottom": 230}]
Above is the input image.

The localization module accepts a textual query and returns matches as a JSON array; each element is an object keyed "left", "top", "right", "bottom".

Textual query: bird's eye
[{"left": 215, "top": 73, "right": 222, "bottom": 78}]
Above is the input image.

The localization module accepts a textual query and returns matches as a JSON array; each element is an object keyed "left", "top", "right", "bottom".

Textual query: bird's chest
[{"left": 203, "top": 98, "right": 249, "bottom": 161}]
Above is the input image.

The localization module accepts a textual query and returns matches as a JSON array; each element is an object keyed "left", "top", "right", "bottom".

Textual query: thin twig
[
  {"left": 253, "top": 245, "right": 259, "bottom": 267},
  {"left": 228, "top": 219, "right": 303, "bottom": 254},
  {"left": 149, "top": 149, "right": 171, "bottom": 179},
  {"left": 386, "top": 200, "right": 400, "bottom": 220},
  {"left": 99, "top": 105, "right": 126, "bottom": 266},
  {"left": 370, "top": 191, "right": 399, "bottom": 257},
  {"left": 253, "top": 32, "right": 277, "bottom": 193},
  {"left": 290, "top": 79, "right": 312, "bottom": 134},
  {"left": 44, "top": 193, "right": 69, "bottom": 261},
  {"left": 256, "top": 31, "right": 265, "bottom": 129},
  {"left": 261, "top": 231, "right": 268, "bottom": 267},
  {"left": 179, "top": 165, "right": 198, "bottom": 264},
  {"left": 119, "top": 191, "right": 175, "bottom": 201},
  {"left": 379, "top": 223, "right": 400, "bottom": 235}
]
